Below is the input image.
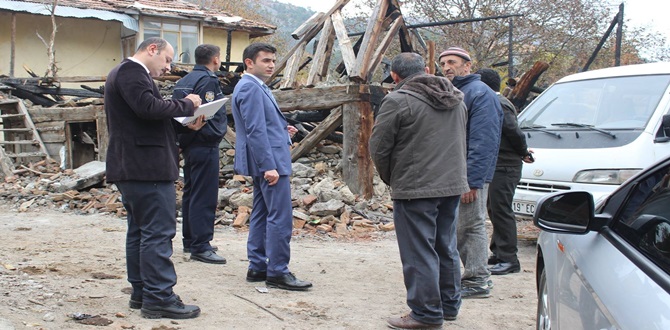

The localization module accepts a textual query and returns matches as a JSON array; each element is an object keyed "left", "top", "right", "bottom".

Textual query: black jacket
[
  {"left": 496, "top": 94, "right": 528, "bottom": 167},
  {"left": 172, "top": 65, "right": 227, "bottom": 148},
  {"left": 105, "top": 59, "right": 195, "bottom": 182}
]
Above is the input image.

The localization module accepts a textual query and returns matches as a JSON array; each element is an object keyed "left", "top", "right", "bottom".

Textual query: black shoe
[
  {"left": 266, "top": 272, "right": 313, "bottom": 291},
  {"left": 489, "top": 261, "right": 521, "bottom": 275},
  {"left": 444, "top": 314, "right": 458, "bottom": 321},
  {"left": 184, "top": 245, "right": 218, "bottom": 253},
  {"left": 487, "top": 255, "right": 501, "bottom": 265},
  {"left": 190, "top": 250, "right": 227, "bottom": 264},
  {"left": 246, "top": 269, "right": 267, "bottom": 282},
  {"left": 141, "top": 298, "right": 200, "bottom": 319}
]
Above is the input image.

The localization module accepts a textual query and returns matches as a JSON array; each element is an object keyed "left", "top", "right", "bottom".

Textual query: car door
[{"left": 555, "top": 161, "right": 670, "bottom": 329}]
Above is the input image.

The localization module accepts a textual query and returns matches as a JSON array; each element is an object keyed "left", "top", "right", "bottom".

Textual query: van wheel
[{"left": 536, "top": 268, "right": 551, "bottom": 330}]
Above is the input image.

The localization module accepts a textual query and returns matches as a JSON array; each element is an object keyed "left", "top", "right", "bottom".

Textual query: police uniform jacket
[{"left": 173, "top": 64, "right": 227, "bottom": 148}]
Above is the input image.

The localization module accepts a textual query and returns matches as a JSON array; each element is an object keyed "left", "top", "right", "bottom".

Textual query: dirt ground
[{"left": 0, "top": 207, "right": 538, "bottom": 330}]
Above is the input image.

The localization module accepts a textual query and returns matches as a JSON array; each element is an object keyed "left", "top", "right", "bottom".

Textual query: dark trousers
[
  {"left": 116, "top": 181, "right": 178, "bottom": 306},
  {"left": 488, "top": 165, "right": 522, "bottom": 263},
  {"left": 394, "top": 196, "right": 462, "bottom": 325},
  {"left": 247, "top": 175, "right": 293, "bottom": 277},
  {"left": 181, "top": 146, "right": 220, "bottom": 254}
]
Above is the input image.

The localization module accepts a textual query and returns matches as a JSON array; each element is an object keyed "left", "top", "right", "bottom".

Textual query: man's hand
[
  {"left": 523, "top": 149, "right": 535, "bottom": 164},
  {"left": 461, "top": 189, "right": 478, "bottom": 204},
  {"left": 187, "top": 115, "right": 206, "bottom": 131},
  {"left": 185, "top": 94, "right": 202, "bottom": 108},
  {"left": 288, "top": 125, "right": 298, "bottom": 138},
  {"left": 264, "top": 169, "right": 280, "bottom": 186}
]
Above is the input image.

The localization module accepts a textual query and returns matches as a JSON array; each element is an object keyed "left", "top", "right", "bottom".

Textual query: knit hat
[{"left": 439, "top": 47, "right": 471, "bottom": 62}]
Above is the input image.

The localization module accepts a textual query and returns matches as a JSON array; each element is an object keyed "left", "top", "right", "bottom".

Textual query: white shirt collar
[
  {"left": 246, "top": 73, "right": 267, "bottom": 87},
  {"left": 127, "top": 57, "right": 150, "bottom": 74}
]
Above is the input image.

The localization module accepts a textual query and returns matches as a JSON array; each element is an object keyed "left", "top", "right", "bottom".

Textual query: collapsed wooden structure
[{"left": 264, "top": 0, "right": 419, "bottom": 198}]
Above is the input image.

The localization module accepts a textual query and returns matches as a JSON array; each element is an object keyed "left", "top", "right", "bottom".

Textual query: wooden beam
[
  {"left": 10, "top": 84, "right": 102, "bottom": 98},
  {"left": 224, "top": 125, "right": 236, "bottom": 146},
  {"left": 307, "top": 16, "right": 335, "bottom": 87},
  {"left": 290, "top": 107, "right": 343, "bottom": 161},
  {"left": 366, "top": 16, "right": 404, "bottom": 82},
  {"left": 10, "top": 13, "right": 16, "bottom": 77},
  {"left": 510, "top": 61, "right": 549, "bottom": 109},
  {"left": 274, "top": 84, "right": 369, "bottom": 111},
  {"left": 349, "top": 0, "right": 389, "bottom": 81},
  {"left": 342, "top": 100, "right": 374, "bottom": 199},
  {"left": 389, "top": 0, "right": 415, "bottom": 52},
  {"left": 331, "top": 10, "right": 357, "bottom": 75},
  {"left": 280, "top": 43, "right": 307, "bottom": 89},
  {"left": 267, "top": 0, "right": 351, "bottom": 84},
  {"left": 427, "top": 40, "right": 436, "bottom": 75},
  {"left": 291, "top": 12, "right": 325, "bottom": 40}
]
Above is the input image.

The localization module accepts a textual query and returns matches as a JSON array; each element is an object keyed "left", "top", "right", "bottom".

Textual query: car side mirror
[
  {"left": 533, "top": 191, "right": 595, "bottom": 234},
  {"left": 655, "top": 114, "right": 670, "bottom": 143}
]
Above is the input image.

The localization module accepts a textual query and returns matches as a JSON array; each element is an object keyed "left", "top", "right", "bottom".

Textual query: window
[
  {"left": 143, "top": 18, "right": 199, "bottom": 64},
  {"left": 614, "top": 165, "right": 670, "bottom": 274}
]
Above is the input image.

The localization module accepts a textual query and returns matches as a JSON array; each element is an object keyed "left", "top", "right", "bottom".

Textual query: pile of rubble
[{"left": 0, "top": 143, "right": 397, "bottom": 239}]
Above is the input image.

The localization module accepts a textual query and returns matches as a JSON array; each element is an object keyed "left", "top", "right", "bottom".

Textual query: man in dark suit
[
  {"left": 105, "top": 37, "right": 204, "bottom": 319},
  {"left": 232, "top": 42, "right": 312, "bottom": 291},
  {"left": 173, "top": 44, "right": 227, "bottom": 264}
]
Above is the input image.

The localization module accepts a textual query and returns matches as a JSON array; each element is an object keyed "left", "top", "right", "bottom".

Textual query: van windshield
[{"left": 519, "top": 75, "right": 670, "bottom": 129}]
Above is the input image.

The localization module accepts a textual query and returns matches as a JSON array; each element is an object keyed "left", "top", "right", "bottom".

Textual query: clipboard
[{"left": 174, "top": 97, "right": 228, "bottom": 126}]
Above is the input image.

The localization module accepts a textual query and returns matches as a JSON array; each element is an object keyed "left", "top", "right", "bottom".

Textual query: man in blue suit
[{"left": 232, "top": 42, "right": 312, "bottom": 291}]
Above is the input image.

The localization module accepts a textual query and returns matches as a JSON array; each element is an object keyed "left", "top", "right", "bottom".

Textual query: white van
[{"left": 513, "top": 62, "right": 670, "bottom": 219}]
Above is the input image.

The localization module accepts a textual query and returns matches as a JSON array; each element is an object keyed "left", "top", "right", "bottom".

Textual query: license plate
[{"left": 513, "top": 200, "right": 536, "bottom": 215}]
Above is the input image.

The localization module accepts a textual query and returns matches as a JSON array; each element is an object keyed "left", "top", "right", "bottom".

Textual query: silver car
[{"left": 534, "top": 154, "right": 670, "bottom": 329}]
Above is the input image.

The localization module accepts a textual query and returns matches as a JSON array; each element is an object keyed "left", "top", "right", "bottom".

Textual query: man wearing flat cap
[{"left": 439, "top": 46, "right": 503, "bottom": 299}]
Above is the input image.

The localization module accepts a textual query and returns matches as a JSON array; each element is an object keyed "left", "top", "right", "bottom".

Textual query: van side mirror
[{"left": 656, "top": 114, "right": 670, "bottom": 143}]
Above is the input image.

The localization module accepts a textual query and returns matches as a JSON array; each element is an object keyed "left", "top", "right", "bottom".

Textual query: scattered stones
[{"left": 309, "top": 200, "right": 345, "bottom": 216}]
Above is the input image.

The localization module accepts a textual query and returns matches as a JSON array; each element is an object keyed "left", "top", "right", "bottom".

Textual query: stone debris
[{"left": 0, "top": 142, "right": 399, "bottom": 238}]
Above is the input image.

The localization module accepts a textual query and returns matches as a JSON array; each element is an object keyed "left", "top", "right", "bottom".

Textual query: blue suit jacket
[{"left": 232, "top": 75, "right": 292, "bottom": 177}]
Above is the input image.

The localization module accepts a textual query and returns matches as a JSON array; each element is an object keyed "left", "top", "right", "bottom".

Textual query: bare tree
[{"left": 36, "top": 0, "right": 59, "bottom": 79}]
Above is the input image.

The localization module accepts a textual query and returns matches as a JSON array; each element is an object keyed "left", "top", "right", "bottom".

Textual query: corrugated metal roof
[
  {"left": 4, "top": 0, "right": 275, "bottom": 35},
  {"left": 0, "top": 0, "right": 138, "bottom": 31}
]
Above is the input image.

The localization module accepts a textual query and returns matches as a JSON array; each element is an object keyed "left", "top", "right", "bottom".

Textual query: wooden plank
[
  {"left": 291, "top": 107, "right": 343, "bottom": 161},
  {"left": 331, "top": 11, "right": 357, "bottom": 76},
  {"left": 342, "top": 98, "right": 374, "bottom": 199},
  {"left": 224, "top": 125, "right": 236, "bottom": 146},
  {"left": 0, "top": 140, "right": 38, "bottom": 145},
  {"left": 366, "top": 16, "right": 404, "bottom": 82},
  {"left": 280, "top": 43, "right": 307, "bottom": 89},
  {"left": 291, "top": 12, "right": 325, "bottom": 40},
  {"left": 307, "top": 16, "right": 336, "bottom": 87},
  {"left": 5, "top": 151, "right": 47, "bottom": 158},
  {"left": 28, "top": 106, "right": 100, "bottom": 123},
  {"left": 274, "top": 84, "right": 368, "bottom": 111},
  {"left": 16, "top": 101, "right": 50, "bottom": 158},
  {"left": 349, "top": 0, "right": 389, "bottom": 81}
]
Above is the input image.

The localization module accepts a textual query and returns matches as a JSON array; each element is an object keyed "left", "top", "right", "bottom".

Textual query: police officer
[{"left": 173, "top": 44, "right": 227, "bottom": 264}]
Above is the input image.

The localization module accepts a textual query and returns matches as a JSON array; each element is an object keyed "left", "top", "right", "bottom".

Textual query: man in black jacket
[
  {"left": 105, "top": 37, "right": 204, "bottom": 319},
  {"left": 476, "top": 69, "right": 534, "bottom": 275},
  {"left": 173, "top": 44, "right": 227, "bottom": 264}
]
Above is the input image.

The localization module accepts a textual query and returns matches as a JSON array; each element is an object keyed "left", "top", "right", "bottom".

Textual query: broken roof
[{"left": 2, "top": 0, "right": 276, "bottom": 37}]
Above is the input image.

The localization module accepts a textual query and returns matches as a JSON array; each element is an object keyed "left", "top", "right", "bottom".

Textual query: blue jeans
[
  {"left": 457, "top": 184, "right": 491, "bottom": 287},
  {"left": 393, "top": 196, "right": 462, "bottom": 324}
]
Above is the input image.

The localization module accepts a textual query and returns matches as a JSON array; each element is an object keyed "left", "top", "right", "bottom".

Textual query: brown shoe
[{"left": 387, "top": 314, "right": 442, "bottom": 329}]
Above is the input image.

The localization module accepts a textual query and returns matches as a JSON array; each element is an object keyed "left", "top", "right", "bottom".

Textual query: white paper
[{"left": 174, "top": 97, "right": 228, "bottom": 126}]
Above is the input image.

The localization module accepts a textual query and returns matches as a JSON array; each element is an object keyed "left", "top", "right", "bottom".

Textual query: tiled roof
[{"left": 9, "top": 0, "right": 275, "bottom": 34}]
